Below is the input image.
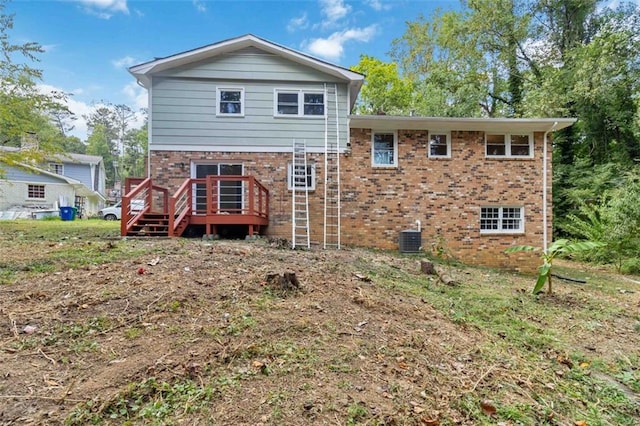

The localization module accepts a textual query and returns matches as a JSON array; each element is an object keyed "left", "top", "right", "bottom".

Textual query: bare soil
[{"left": 1, "top": 238, "right": 639, "bottom": 425}]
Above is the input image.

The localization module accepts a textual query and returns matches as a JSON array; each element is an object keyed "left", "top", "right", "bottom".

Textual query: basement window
[
  {"left": 480, "top": 206, "right": 524, "bottom": 234},
  {"left": 287, "top": 163, "right": 316, "bottom": 191},
  {"left": 28, "top": 184, "right": 45, "bottom": 199},
  {"left": 485, "top": 134, "right": 533, "bottom": 158}
]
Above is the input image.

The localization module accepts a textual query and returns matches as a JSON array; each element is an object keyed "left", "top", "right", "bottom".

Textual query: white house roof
[
  {"left": 129, "top": 34, "right": 365, "bottom": 109},
  {"left": 349, "top": 115, "right": 576, "bottom": 133}
]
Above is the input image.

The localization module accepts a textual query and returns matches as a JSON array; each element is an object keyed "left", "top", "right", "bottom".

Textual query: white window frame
[
  {"left": 287, "top": 163, "right": 316, "bottom": 191},
  {"left": 216, "top": 87, "right": 245, "bottom": 116},
  {"left": 480, "top": 206, "right": 525, "bottom": 234},
  {"left": 48, "top": 162, "right": 64, "bottom": 175},
  {"left": 27, "top": 184, "right": 45, "bottom": 199},
  {"left": 371, "top": 131, "right": 398, "bottom": 168},
  {"left": 274, "top": 89, "right": 325, "bottom": 118},
  {"left": 485, "top": 133, "right": 533, "bottom": 158},
  {"left": 428, "top": 132, "right": 451, "bottom": 158}
]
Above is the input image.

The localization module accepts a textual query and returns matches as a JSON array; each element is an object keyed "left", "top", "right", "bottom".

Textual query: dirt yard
[{"left": 1, "top": 233, "right": 639, "bottom": 425}]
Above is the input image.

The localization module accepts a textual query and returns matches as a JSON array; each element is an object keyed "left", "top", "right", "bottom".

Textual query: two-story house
[
  {"left": 127, "top": 34, "right": 574, "bottom": 270},
  {"left": 0, "top": 147, "right": 107, "bottom": 218}
]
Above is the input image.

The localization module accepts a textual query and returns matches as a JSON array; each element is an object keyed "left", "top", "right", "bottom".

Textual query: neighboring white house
[{"left": 0, "top": 147, "right": 107, "bottom": 218}]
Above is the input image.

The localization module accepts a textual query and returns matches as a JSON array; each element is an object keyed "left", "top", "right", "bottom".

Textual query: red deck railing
[
  {"left": 120, "top": 178, "right": 168, "bottom": 237},
  {"left": 122, "top": 176, "right": 269, "bottom": 237}
]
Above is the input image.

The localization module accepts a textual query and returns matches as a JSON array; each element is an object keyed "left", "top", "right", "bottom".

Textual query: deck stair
[
  {"left": 292, "top": 140, "right": 310, "bottom": 249},
  {"left": 126, "top": 213, "right": 169, "bottom": 237}
]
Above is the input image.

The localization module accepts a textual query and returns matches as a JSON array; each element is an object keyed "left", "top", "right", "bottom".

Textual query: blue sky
[
  {"left": 8, "top": 0, "right": 459, "bottom": 140},
  {"left": 7, "top": 0, "right": 636, "bottom": 140}
]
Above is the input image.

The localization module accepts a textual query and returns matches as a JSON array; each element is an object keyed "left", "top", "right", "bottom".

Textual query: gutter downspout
[{"left": 543, "top": 121, "right": 558, "bottom": 252}]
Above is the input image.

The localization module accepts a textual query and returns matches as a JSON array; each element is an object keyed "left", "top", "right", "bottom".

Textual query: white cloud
[
  {"left": 112, "top": 55, "right": 137, "bottom": 69},
  {"left": 305, "top": 25, "right": 377, "bottom": 61},
  {"left": 364, "top": 0, "right": 391, "bottom": 11},
  {"left": 122, "top": 81, "right": 147, "bottom": 110},
  {"left": 75, "top": 0, "right": 129, "bottom": 19},
  {"left": 193, "top": 0, "right": 207, "bottom": 13},
  {"left": 287, "top": 13, "right": 309, "bottom": 33},
  {"left": 319, "top": 0, "right": 350, "bottom": 28}
]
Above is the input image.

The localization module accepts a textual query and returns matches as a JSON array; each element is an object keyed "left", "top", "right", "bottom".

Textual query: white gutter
[{"left": 543, "top": 121, "right": 558, "bottom": 251}]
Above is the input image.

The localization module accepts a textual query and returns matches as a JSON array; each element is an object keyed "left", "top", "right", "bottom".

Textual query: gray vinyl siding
[
  {"left": 61, "top": 163, "right": 92, "bottom": 188},
  {"left": 157, "top": 48, "right": 343, "bottom": 83},
  {"left": 3, "top": 165, "right": 68, "bottom": 184},
  {"left": 150, "top": 50, "right": 350, "bottom": 151}
]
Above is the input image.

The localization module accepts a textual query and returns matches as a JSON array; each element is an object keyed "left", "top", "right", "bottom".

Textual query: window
[
  {"left": 428, "top": 133, "right": 450, "bottom": 158},
  {"left": 28, "top": 184, "right": 45, "bottom": 199},
  {"left": 480, "top": 206, "right": 524, "bottom": 233},
  {"left": 485, "top": 133, "right": 533, "bottom": 158},
  {"left": 217, "top": 87, "right": 244, "bottom": 116},
  {"left": 275, "top": 89, "right": 324, "bottom": 117},
  {"left": 48, "top": 163, "right": 64, "bottom": 175},
  {"left": 287, "top": 163, "right": 316, "bottom": 191},
  {"left": 372, "top": 132, "right": 397, "bottom": 167}
]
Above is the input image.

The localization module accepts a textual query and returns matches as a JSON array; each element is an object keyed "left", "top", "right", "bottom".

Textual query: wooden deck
[{"left": 121, "top": 176, "right": 269, "bottom": 237}]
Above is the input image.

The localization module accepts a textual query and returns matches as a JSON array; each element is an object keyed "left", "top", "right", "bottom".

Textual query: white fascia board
[
  {"left": 349, "top": 115, "right": 576, "bottom": 133},
  {"left": 149, "top": 144, "right": 340, "bottom": 154},
  {"left": 129, "top": 34, "right": 364, "bottom": 89}
]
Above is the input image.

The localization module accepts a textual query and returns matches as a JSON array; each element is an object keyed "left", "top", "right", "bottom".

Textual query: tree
[
  {"left": 86, "top": 124, "right": 116, "bottom": 187},
  {"left": 0, "top": 0, "right": 67, "bottom": 167},
  {"left": 122, "top": 123, "right": 147, "bottom": 178},
  {"left": 390, "top": 0, "right": 533, "bottom": 117},
  {"left": 350, "top": 55, "right": 413, "bottom": 115}
]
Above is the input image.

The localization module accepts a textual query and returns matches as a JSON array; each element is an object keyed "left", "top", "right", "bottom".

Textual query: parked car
[{"left": 98, "top": 200, "right": 144, "bottom": 220}]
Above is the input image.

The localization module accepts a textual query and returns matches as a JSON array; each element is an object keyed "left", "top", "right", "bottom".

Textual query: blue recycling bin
[{"left": 60, "top": 206, "right": 75, "bottom": 221}]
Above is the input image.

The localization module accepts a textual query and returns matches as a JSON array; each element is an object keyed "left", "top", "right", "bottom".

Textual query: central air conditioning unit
[{"left": 399, "top": 229, "right": 422, "bottom": 253}]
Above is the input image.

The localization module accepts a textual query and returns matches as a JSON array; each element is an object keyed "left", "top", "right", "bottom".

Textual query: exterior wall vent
[{"left": 399, "top": 230, "right": 422, "bottom": 253}]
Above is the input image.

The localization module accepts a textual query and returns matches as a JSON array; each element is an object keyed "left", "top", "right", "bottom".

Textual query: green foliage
[
  {"left": 505, "top": 239, "right": 605, "bottom": 294},
  {"left": 350, "top": 55, "right": 413, "bottom": 115},
  {"left": 0, "top": 0, "right": 69, "bottom": 167},
  {"left": 66, "top": 377, "right": 214, "bottom": 424},
  {"left": 562, "top": 174, "right": 640, "bottom": 271}
]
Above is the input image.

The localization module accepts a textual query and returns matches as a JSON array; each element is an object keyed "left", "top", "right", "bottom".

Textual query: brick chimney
[{"left": 20, "top": 132, "right": 38, "bottom": 150}]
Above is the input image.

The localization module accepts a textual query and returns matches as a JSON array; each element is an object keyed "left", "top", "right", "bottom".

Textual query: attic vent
[{"left": 399, "top": 230, "right": 422, "bottom": 253}]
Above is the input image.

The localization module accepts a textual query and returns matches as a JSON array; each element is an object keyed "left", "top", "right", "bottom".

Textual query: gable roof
[{"left": 129, "top": 34, "right": 364, "bottom": 109}]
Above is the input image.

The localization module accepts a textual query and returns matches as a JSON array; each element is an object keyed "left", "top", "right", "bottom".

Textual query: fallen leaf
[
  {"left": 480, "top": 399, "right": 497, "bottom": 416},
  {"left": 574, "top": 421, "right": 587, "bottom": 426},
  {"left": 579, "top": 362, "right": 590, "bottom": 368},
  {"left": 420, "top": 418, "right": 440, "bottom": 426}
]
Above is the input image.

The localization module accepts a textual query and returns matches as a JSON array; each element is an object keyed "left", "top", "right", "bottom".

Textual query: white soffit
[{"left": 349, "top": 115, "right": 576, "bottom": 133}]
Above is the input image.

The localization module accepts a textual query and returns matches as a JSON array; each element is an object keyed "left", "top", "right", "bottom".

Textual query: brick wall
[
  {"left": 149, "top": 128, "right": 552, "bottom": 272},
  {"left": 342, "top": 129, "right": 552, "bottom": 271}
]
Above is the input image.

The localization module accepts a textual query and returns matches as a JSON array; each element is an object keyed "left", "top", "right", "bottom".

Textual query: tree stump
[
  {"left": 420, "top": 260, "right": 436, "bottom": 275},
  {"left": 265, "top": 272, "right": 302, "bottom": 296}
]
